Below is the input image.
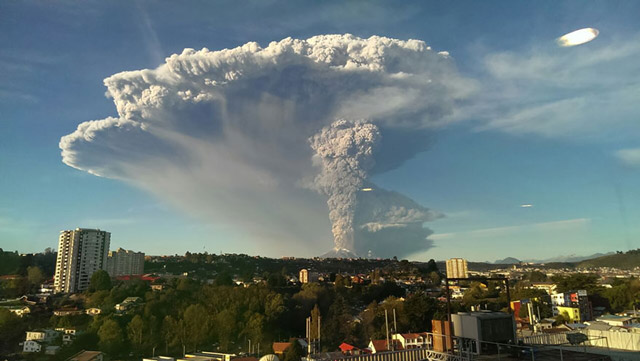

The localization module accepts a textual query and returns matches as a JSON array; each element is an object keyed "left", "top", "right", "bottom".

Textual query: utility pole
[
  {"left": 385, "top": 309, "right": 390, "bottom": 352},
  {"left": 393, "top": 308, "right": 397, "bottom": 351},
  {"left": 318, "top": 315, "right": 321, "bottom": 353}
]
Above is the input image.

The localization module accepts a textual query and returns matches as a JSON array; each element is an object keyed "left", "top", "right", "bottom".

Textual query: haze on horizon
[{"left": 1, "top": 1, "right": 640, "bottom": 262}]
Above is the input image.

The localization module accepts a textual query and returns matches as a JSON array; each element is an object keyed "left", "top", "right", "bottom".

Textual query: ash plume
[
  {"left": 59, "top": 34, "right": 473, "bottom": 258},
  {"left": 309, "top": 120, "right": 381, "bottom": 254}
]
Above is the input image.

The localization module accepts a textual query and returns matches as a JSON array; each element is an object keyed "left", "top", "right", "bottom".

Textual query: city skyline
[{"left": 2, "top": 1, "right": 640, "bottom": 261}]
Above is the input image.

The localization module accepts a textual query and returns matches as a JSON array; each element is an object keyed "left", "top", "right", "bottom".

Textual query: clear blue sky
[{"left": 1, "top": 0, "right": 639, "bottom": 261}]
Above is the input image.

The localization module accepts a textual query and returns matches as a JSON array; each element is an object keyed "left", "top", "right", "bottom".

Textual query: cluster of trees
[
  {"left": 6, "top": 266, "right": 445, "bottom": 360},
  {"left": 0, "top": 248, "right": 56, "bottom": 299}
]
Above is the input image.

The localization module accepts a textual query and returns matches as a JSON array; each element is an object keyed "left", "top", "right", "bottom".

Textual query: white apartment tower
[
  {"left": 106, "top": 248, "right": 144, "bottom": 277},
  {"left": 54, "top": 228, "right": 110, "bottom": 293},
  {"left": 446, "top": 258, "right": 469, "bottom": 279}
]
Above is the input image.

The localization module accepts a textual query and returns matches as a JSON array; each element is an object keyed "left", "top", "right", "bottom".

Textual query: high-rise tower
[
  {"left": 446, "top": 258, "right": 468, "bottom": 279},
  {"left": 54, "top": 228, "right": 110, "bottom": 293}
]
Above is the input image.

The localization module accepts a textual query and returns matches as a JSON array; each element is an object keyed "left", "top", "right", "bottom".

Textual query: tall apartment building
[
  {"left": 446, "top": 258, "right": 468, "bottom": 279},
  {"left": 54, "top": 229, "right": 110, "bottom": 293},
  {"left": 106, "top": 248, "right": 144, "bottom": 277}
]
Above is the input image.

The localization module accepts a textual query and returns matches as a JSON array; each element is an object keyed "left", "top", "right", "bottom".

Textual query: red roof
[
  {"left": 0, "top": 275, "right": 21, "bottom": 280},
  {"left": 339, "top": 343, "right": 357, "bottom": 352},
  {"left": 272, "top": 342, "right": 291, "bottom": 353},
  {"left": 370, "top": 339, "right": 403, "bottom": 352},
  {"left": 115, "top": 274, "right": 159, "bottom": 282}
]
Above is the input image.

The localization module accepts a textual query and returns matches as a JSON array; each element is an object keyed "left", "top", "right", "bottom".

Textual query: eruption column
[{"left": 310, "top": 119, "right": 381, "bottom": 254}]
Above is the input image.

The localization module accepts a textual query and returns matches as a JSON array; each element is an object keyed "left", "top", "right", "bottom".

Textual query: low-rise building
[
  {"left": 596, "top": 315, "right": 634, "bottom": 327},
  {"left": 115, "top": 296, "right": 142, "bottom": 311},
  {"left": 54, "top": 307, "right": 83, "bottom": 316},
  {"left": 23, "top": 340, "right": 43, "bottom": 353},
  {"left": 368, "top": 339, "right": 404, "bottom": 353},
  {"left": 26, "top": 329, "right": 59, "bottom": 343},
  {"left": 3, "top": 305, "right": 31, "bottom": 317},
  {"left": 391, "top": 333, "right": 430, "bottom": 349},
  {"left": 85, "top": 308, "right": 102, "bottom": 316}
]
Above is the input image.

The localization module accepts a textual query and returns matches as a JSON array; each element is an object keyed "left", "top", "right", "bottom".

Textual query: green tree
[
  {"left": 27, "top": 266, "right": 45, "bottom": 288},
  {"left": 552, "top": 274, "right": 601, "bottom": 294},
  {"left": 90, "top": 270, "right": 112, "bottom": 292},
  {"left": 128, "top": 314, "right": 146, "bottom": 354},
  {"left": 243, "top": 313, "right": 265, "bottom": 352},
  {"left": 184, "top": 304, "right": 209, "bottom": 351},
  {"left": 98, "top": 318, "right": 124, "bottom": 355},
  {"left": 0, "top": 308, "right": 25, "bottom": 353},
  {"left": 216, "top": 308, "right": 238, "bottom": 351},
  {"left": 404, "top": 292, "right": 438, "bottom": 332},
  {"left": 283, "top": 340, "right": 304, "bottom": 361},
  {"left": 215, "top": 272, "right": 234, "bottom": 286}
]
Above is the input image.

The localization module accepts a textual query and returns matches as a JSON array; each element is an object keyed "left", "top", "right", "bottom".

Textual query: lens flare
[{"left": 557, "top": 28, "right": 599, "bottom": 47}]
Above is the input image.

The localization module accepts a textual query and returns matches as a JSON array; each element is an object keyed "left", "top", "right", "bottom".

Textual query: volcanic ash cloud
[
  {"left": 59, "top": 34, "right": 472, "bottom": 257},
  {"left": 309, "top": 120, "right": 381, "bottom": 254}
]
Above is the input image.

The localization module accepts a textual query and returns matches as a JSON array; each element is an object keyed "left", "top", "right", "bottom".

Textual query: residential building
[
  {"left": 528, "top": 282, "right": 557, "bottom": 295},
  {"left": 446, "top": 258, "right": 468, "bottom": 279},
  {"left": 368, "top": 339, "right": 404, "bottom": 353},
  {"left": 23, "top": 340, "right": 43, "bottom": 353},
  {"left": 551, "top": 290, "right": 592, "bottom": 322},
  {"left": 115, "top": 296, "right": 142, "bottom": 311},
  {"left": 85, "top": 308, "right": 102, "bottom": 316},
  {"left": 26, "top": 329, "right": 59, "bottom": 343},
  {"left": 298, "top": 269, "right": 319, "bottom": 284},
  {"left": 54, "top": 228, "right": 110, "bottom": 293},
  {"left": 392, "top": 333, "right": 431, "bottom": 349},
  {"left": 2, "top": 305, "right": 30, "bottom": 317},
  {"left": 54, "top": 307, "right": 84, "bottom": 316},
  {"left": 106, "top": 248, "right": 144, "bottom": 277}
]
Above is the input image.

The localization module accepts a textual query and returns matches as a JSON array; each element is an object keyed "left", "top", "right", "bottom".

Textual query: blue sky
[{"left": 1, "top": 0, "right": 639, "bottom": 261}]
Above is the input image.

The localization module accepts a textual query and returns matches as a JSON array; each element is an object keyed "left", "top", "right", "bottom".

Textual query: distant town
[{"left": 1, "top": 228, "right": 639, "bottom": 361}]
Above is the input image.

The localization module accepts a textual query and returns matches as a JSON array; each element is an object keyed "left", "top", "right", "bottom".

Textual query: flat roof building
[{"left": 106, "top": 248, "right": 144, "bottom": 277}]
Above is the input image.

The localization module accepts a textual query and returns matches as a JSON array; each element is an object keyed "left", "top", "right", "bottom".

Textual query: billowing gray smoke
[
  {"left": 310, "top": 120, "right": 381, "bottom": 254},
  {"left": 59, "top": 34, "right": 473, "bottom": 258}
]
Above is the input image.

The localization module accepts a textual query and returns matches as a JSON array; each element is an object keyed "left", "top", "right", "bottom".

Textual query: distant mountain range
[
  {"left": 578, "top": 250, "right": 640, "bottom": 269},
  {"left": 494, "top": 252, "right": 615, "bottom": 264}
]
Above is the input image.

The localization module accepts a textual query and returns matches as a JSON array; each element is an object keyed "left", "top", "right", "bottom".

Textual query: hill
[
  {"left": 577, "top": 249, "right": 640, "bottom": 269},
  {"left": 494, "top": 257, "right": 521, "bottom": 264}
]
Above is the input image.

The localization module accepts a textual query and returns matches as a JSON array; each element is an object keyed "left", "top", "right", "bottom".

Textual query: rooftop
[{"left": 67, "top": 350, "right": 103, "bottom": 361}]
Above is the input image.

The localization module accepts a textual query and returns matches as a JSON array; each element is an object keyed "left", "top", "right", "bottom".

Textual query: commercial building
[
  {"left": 106, "top": 248, "right": 144, "bottom": 277},
  {"left": 446, "top": 258, "right": 468, "bottom": 279},
  {"left": 54, "top": 228, "right": 110, "bottom": 293}
]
